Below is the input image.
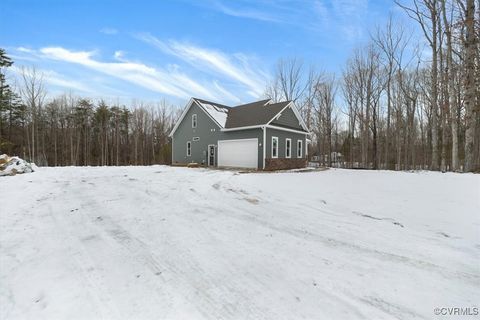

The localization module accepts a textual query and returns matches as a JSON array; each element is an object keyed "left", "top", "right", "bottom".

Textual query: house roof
[
  {"left": 195, "top": 98, "right": 295, "bottom": 129},
  {"left": 193, "top": 98, "right": 230, "bottom": 127},
  {"left": 224, "top": 100, "right": 291, "bottom": 128},
  {"left": 169, "top": 97, "right": 308, "bottom": 137}
]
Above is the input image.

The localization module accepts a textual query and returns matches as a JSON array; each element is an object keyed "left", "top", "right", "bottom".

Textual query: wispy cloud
[
  {"left": 10, "top": 46, "right": 246, "bottom": 103},
  {"left": 10, "top": 65, "right": 94, "bottom": 94},
  {"left": 39, "top": 47, "right": 219, "bottom": 99},
  {"left": 137, "top": 33, "right": 268, "bottom": 97},
  {"left": 197, "top": 0, "right": 371, "bottom": 41},
  {"left": 100, "top": 27, "right": 118, "bottom": 35},
  {"left": 211, "top": 1, "right": 282, "bottom": 22}
]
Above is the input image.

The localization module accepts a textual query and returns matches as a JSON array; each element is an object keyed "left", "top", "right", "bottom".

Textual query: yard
[{"left": 0, "top": 167, "right": 478, "bottom": 319}]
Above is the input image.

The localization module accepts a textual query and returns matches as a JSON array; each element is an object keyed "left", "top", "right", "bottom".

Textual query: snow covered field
[{"left": 0, "top": 167, "right": 479, "bottom": 320}]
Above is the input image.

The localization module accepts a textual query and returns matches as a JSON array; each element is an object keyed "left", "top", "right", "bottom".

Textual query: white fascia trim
[
  {"left": 289, "top": 102, "right": 309, "bottom": 132},
  {"left": 195, "top": 99, "right": 224, "bottom": 129},
  {"left": 266, "top": 125, "right": 309, "bottom": 135},
  {"left": 169, "top": 98, "right": 223, "bottom": 137},
  {"left": 262, "top": 126, "right": 266, "bottom": 169},
  {"left": 266, "top": 101, "right": 293, "bottom": 126},
  {"left": 169, "top": 98, "right": 194, "bottom": 137},
  {"left": 265, "top": 101, "right": 309, "bottom": 133},
  {"left": 220, "top": 125, "right": 263, "bottom": 132}
]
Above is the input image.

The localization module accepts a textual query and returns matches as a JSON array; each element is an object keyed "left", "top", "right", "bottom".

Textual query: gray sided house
[{"left": 169, "top": 98, "right": 309, "bottom": 170}]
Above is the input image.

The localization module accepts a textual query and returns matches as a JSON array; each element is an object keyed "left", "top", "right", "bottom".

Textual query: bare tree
[
  {"left": 274, "top": 58, "right": 307, "bottom": 102},
  {"left": 314, "top": 74, "right": 336, "bottom": 166},
  {"left": 372, "top": 15, "right": 410, "bottom": 169},
  {"left": 462, "top": 0, "right": 478, "bottom": 172},
  {"left": 397, "top": 0, "right": 441, "bottom": 170},
  {"left": 20, "top": 66, "right": 46, "bottom": 164}
]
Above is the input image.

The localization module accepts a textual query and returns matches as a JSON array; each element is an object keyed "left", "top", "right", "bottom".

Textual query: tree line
[
  {"left": 0, "top": 54, "right": 178, "bottom": 166},
  {"left": 0, "top": 0, "right": 479, "bottom": 171},
  {"left": 266, "top": 0, "right": 479, "bottom": 172}
]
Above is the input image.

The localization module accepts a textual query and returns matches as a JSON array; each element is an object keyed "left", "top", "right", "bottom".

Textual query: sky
[{"left": 1, "top": 0, "right": 411, "bottom": 107}]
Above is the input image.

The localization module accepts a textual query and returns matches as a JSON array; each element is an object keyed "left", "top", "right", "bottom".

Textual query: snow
[
  {"left": 0, "top": 167, "right": 478, "bottom": 320},
  {"left": 197, "top": 101, "right": 229, "bottom": 127},
  {"left": 0, "top": 154, "right": 36, "bottom": 176}
]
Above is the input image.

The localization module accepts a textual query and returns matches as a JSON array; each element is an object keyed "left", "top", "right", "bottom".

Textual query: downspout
[
  {"left": 171, "top": 136, "right": 174, "bottom": 165},
  {"left": 262, "top": 126, "right": 266, "bottom": 170}
]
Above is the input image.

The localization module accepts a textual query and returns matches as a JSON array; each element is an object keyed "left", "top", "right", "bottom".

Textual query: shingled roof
[
  {"left": 224, "top": 100, "right": 291, "bottom": 128},
  {"left": 170, "top": 97, "right": 307, "bottom": 137},
  {"left": 193, "top": 98, "right": 295, "bottom": 128}
]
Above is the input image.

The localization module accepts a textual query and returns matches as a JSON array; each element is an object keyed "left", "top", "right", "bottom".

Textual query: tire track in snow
[
  {"left": 41, "top": 181, "right": 123, "bottom": 320},
  {"left": 208, "top": 180, "right": 480, "bottom": 287}
]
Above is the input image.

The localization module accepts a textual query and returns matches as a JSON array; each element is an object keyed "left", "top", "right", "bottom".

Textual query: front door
[{"left": 208, "top": 145, "right": 215, "bottom": 166}]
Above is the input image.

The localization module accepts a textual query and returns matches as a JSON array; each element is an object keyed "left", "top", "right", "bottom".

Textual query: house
[{"left": 169, "top": 97, "right": 310, "bottom": 170}]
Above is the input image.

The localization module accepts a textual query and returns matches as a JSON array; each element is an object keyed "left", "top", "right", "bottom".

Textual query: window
[
  {"left": 193, "top": 137, "right": 200, "bottom": 141},
  {"left": 285, "top": 138, "right": 291, "bottom": 158},
  {"left": 272, "top": 136, "right": 278, "bottom": 158},
  {"left": 192, "top": 114, "right": 197, "bottom": 128},
  {"left": 187, "top": 141, "right": 191, "bottom": 156},
  {"left": 297, "top": 140, "right": 303, "bottom": 158}
]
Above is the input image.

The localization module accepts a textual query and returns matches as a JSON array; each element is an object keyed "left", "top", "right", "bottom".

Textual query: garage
[{"left": 217, "top": 138, "right": 258, "bottom": 169}]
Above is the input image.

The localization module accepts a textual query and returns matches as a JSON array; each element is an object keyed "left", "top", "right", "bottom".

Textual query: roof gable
[
  {"left": 194, "top": 98, "right": 230, "bottom": 128},
  {"left": 169, "top": 97, "right": 308, "bottom": 137},
  {"left": 169, "top": 98, "right": 229, "bottom": 137},
  {"left": 224, "top": 100, "right": 290, "bottom": 128}
]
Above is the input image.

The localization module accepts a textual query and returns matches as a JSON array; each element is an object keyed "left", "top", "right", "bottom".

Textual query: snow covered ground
[{"left": 0, "top": 167, "right": 479, "bottom": 320}]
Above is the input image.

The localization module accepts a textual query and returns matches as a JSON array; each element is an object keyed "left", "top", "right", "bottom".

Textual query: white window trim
[
  {"left": 192, "top": 114, "right": 197, "bottom": 128},
  {"left": 272, "top": 136, "right": 278, "bottom": 159},
  {"left": 297, "top": 140, "right": 303, "bottom": 158},
  {"left": 285, "top": 138, "right": 291, "bottom": 158},
  {"left": 187, "top": 141, "right": 191, "bottom": 156}
]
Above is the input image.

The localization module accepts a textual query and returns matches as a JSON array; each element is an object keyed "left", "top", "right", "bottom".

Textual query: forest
[{"left": 0, "top": 0, "right": 478, "bottom": 171}]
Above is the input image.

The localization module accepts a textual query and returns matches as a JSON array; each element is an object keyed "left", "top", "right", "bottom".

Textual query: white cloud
[
  {"left": 17, "top": 47, "right": 34, "bottom": 53},
  {"left": 137, "top": 34, "right": 267, "bottom": 97},
  {"left": 212, "top": 80, "right": 242, "bottom": 104},
  {"left": 199, "top": 0, "right": 371, "bottom": 42},
  {"left": 31, "top": 46, "right": 242, "bottom": 102},
  {"left": 9, "top": 65, "right": 94, "bottom": 94},
  {"left": 100, "top": 27, "right": 118, "bottom": 35},
  {"left": 313, "top": 1, "right": 330, "bottom": 26},
  {"left": 39, "top": 47, "right": 193, "bottom": 98},
  {"left": 212, "top": 2, "right": 282, "bottom": 22}
]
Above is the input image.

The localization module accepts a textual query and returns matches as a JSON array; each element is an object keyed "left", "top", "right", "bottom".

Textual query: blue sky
[{"left": 1, "top": 0, "right": 408, "bottom": 106}]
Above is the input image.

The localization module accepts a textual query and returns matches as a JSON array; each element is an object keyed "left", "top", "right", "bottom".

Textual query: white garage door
[{"left": 218, "top": 138, "right": 258, "bottom": 169}]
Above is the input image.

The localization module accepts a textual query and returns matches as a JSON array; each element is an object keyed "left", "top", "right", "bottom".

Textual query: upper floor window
[
  {"left": 286, "top": 138, "right": 291, "bottom": 158},
  {"left": 297, "top": 140, "right": 303, "bottom": 158},
  {"left": 192, "top": 114, "right": 197, "bottom": 128},
  {"left": 272, "top": 136, "right": 278, "bottom": 158}
]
